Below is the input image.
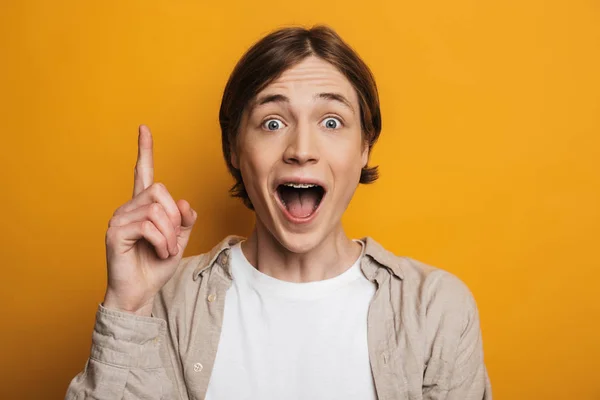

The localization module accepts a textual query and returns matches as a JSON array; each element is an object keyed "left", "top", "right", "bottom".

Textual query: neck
[{"left": 241, "top": 220, "right": 362, "bottom": 283}]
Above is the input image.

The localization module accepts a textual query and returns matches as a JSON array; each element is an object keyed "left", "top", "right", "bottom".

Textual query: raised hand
[{"left": 102, "top": 125, "right": 197, "bottom": 317}]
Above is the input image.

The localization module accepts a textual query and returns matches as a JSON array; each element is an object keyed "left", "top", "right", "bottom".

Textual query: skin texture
[{"left": 233, "top": 55, "right": 369, "bottom": 282}]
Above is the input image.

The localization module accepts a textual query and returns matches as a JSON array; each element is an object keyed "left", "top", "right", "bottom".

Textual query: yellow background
[{"left": 1, "top": 1, "right": 599, "bottom": 399}]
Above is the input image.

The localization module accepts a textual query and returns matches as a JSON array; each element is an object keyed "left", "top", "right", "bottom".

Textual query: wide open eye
[
  {"left": 262, "top": 118, "right": 285, "bottom": 131},
  {"left": 322, "top": 117, "right": 342, "bottom": 130}
]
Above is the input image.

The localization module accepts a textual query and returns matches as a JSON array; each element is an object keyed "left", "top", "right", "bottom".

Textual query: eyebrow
[
  {"left": 316, "top": 92, "right": 355, "bottom": 114},
  {"left": 250, "top": 92, "right": 355, "bottom": 114},
  {"left": 255, "top": 94, "right": 289, "bottom": 108}
]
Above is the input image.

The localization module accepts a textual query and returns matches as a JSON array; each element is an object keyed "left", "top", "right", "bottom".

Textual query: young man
[{"left": 67, "top": 25, "right": 492, "bottom": 399}]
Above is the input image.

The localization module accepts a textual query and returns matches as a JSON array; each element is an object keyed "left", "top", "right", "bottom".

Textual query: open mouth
[{"left": 276, "top": 182, "right": 326, "bottom": 220}]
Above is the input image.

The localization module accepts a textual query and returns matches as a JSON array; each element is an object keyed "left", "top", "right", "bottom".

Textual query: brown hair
[{"left": 219, "top": 25, "right": 382, "bottom": 209}]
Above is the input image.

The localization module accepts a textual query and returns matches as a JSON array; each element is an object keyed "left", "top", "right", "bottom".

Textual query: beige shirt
[{"left": 66, "top": 235, "right": 492, "bottom": 400}]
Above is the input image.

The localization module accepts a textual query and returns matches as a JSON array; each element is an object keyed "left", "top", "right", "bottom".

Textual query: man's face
[{"left": 234, "top": 55, "right": 368, "bottom": 253}]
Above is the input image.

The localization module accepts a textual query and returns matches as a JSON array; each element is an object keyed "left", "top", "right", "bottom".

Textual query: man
[{"left": 66, "top": 25, "right": 492, "bottom": 399}]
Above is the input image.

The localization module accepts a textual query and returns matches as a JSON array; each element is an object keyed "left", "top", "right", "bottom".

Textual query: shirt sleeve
[
  {"left": 443, "top": 286, "right": 492, "bottom": 400},
  {"left": 422, "top": 271, "right": 493, "bottom": 400},
  {"left": 65, "top": 304, "right": 177, "bottom": 400}
]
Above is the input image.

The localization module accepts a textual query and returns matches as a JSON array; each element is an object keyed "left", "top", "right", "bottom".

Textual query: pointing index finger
[{"left": 133, "top": 125, "right": 154, "bottom": 198}]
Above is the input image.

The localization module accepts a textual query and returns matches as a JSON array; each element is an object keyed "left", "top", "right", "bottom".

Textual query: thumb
[{"left": 175, "top": 199, "right": 197, "bottom": 243}]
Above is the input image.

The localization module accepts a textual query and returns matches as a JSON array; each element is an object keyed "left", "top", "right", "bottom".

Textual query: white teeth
[{"left": 283, "top": 183, "right": 318, "bottom": 189}]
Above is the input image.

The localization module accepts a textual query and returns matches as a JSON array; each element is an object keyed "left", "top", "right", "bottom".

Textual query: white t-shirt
[{"left": 205, "top": 240, "right": 377, "bottom": 400}]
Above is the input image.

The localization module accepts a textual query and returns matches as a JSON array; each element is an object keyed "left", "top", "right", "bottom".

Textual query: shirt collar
[
  {"left": 192, "top": 235, "right": 404, "bottom": 281},
  {"left": 192, "top": 235, "right": 244, "bottom": 281},
  {"left": 360, "top": 236, "right": 405, "bottom": 280}
]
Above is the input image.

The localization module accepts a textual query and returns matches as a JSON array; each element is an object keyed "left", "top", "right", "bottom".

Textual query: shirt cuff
[{"left": 90, "top": 304, "right": 167, "bottom": 369}]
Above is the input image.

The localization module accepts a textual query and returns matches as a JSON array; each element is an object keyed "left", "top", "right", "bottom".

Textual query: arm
[
  {"left": 67, "top": 125, "right": 196, "bottom": 399},
  {"left": 65, "top": 305, "right": 177, "bottom": 400},
  {"left": 422, "top": 272, "right": 492, "bottom": 400}
]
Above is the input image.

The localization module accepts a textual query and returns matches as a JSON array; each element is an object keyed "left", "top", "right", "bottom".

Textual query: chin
[{"left": 273, "top": 227, "right": 326, "bottom": 254}]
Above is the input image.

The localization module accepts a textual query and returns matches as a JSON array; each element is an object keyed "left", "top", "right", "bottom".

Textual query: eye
[
  {"left": 322, "top": 117, "right": 342, "bottom": 130},
  {"left": 262, "top": 118, "right": 285, "bottom": 131}
]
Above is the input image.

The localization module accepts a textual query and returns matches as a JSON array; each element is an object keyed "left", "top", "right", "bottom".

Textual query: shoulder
[
  {"left": 401, "top": 259, "right": 481, "bottom": 348},
  {"left": 369, "top": 240, "right": 483, "bottom": 368},
  {"left": 374, "top": 245, "right": 490, "bottom": 394},
  {"left": 403, "top": 256, "right": 476, "bottom": 312},
  {"left": 364, "top": 236, "right": 479, "bottom": 327}
]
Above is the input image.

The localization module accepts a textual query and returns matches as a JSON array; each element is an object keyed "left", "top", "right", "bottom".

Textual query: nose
[{"left": 282, "top": 121, "right": 319, "bottom": 165}]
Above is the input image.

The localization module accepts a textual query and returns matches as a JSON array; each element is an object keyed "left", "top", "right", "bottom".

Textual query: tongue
[{"left": 282, "top": 189, "right": 320, "bottom": 218}]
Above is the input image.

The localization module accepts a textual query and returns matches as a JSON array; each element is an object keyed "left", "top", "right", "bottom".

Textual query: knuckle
[
  {"left": 112, "top": 206, "right": 122, "bottom": 217},
  {"left": 153, "top": 182, "right": 166, "bottom": 193},
  {"left": 142, "top": 220, "right": 154, "bottom": 233},
  {"left": 105, "top": 227, "right": 117, "bottom": 244},
  {"left": 108, "top": 216, "right": 119, "bottom": 228},
  {"left": 148, "top": 202, "right": 163, "bottom": 218}
]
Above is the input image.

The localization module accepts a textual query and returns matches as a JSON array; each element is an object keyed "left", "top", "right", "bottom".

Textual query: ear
[
  {"left": 231, "top": 148, "right": 239, "bottom": 169},
  {"left": 361, "top": 140, "right": 369, "bottom": 168}
]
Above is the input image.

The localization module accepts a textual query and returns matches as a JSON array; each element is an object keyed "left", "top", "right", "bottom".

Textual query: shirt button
[
  {"left": 193, "top": 363, "right": 203, "bottom": 372},
  {"left": 207, "top": 293, "right": 217, "bottom": 302}
]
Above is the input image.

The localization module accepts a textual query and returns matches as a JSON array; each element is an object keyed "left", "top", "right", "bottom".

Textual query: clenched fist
[{"left": 102, "top": 125, "right": 197, "bottom": 317}]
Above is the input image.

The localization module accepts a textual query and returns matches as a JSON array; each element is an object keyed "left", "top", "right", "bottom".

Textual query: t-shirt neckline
[{"left": 230, "top": 240, "right": 366, "bottom": 301}]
